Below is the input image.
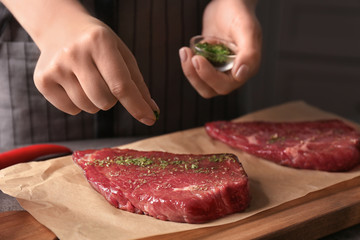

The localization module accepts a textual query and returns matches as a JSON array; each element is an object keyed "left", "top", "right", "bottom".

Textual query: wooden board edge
[
  {"left": 140, "top": 177, "right": 360, "bottom": 240},
  {"left": 0, "top": 211, "right": 57, "bottom": 240}
]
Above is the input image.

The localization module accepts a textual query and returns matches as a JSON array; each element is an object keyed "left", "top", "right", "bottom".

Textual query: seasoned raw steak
[
  {"left": 205, "top": 120, "right": 360, "bottom": 172},
  {"left": 73, "top": 148, "right": 250, "bottom": 223}
]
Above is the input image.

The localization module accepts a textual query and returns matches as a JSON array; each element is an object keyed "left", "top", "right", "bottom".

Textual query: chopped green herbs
[
  {"left": 154, "top": 111, "right": 160, "bottom": 121},
  {"left": 195, "top": 42, "right": 233, "bottom": 65},
  {"left": 86, "top": 154, "right": 232, "bottom": 175},
  {"left": 116, "top": 156, "right": 153, "bottom": 167},
  {"left": 208, "top": 154, "right": 228, "bottom": 162},
  {"left": 191, "top": 163, "right": 199, "bottom": 169}
]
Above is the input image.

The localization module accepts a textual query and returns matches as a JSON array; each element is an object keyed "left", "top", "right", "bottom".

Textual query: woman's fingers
[
  {"left": 180, "top": 47, "right": 244, "bottom": 97},
  {"left": 72, "top": 52, "right": 118, "bottom": 111},
  {"left": 34, "top": 57, "right": 100, "bottom": 114},
  {"left": 34, "top": 22, "right": 159, "bottom": 126},
  {"left": 61, "top": 75, "right": 102, "bottom": 114},
  {"left": 34, "top": 72, "right": 82, "bottom": 115},
  {"left": 117, "top": 39, "right": 160, "bottom": 113},
  {"left": 179, "top": 47, "right": 217, "bottom": 98},
  {"left": 191, "top": 54, "right": 243, "bottom": 95},
  {"left": 230, "top": 12, "right": 262, "bottom": 83},
  {"left": 92, "top": 38, "right": 157, "bottom": 126},
  {"left": 185, "top": 0, "right": 262, "bottom": 98}
]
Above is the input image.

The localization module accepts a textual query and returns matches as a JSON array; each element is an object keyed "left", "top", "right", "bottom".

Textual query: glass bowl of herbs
[{"left": 190, "top": 35, "right": 237, "bottom": 72}]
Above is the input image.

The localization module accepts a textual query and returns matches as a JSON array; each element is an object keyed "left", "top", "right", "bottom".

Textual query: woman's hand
[
  {"left": 34, "top": 17, "right": 159, "bottom": 126},
  {"left": 179, "top": 0, "right": 262, "bottom": 98},
  {"left": 2, "top": 0, "right": 159, "bottom": 126}
]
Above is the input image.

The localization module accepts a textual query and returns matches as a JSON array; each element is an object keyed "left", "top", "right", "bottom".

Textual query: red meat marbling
[
  {"left": 73, "top": 148, "right": 250, "bottom": 223},
  {"left": 205, "top": 119, "right": 360, "bottom": 172}
]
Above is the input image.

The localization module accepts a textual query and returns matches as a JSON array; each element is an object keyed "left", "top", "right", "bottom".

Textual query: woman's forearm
[
  {"left": 0, "top": 0, "right": 91, "bottom": 50},
  {"left": 0, "top": 0, "right": 159, "bottom": 125}
]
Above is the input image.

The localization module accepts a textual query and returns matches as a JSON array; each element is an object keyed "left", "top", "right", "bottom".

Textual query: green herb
[
  {"left": 127, "top": 157, "right": 153, "bottom": 167},
  {"left": 154, "top": 111, "right": 160, "bottom": 121},
  {"left": 171, "top": 160, "right": 185, "bottom": 165},
  {"left": 208, "top": 154, "right": 227, "bottom": 163},
  {"left": 88, "top": 153, "right": 231, "bottom": 176},
  {"left": 113, "top": 156, "right": 154, "bottom": 167},
  {"left": 94, "top": 159, "right": 106, "bottom": 167},
  {"left": 195, "top": 42, "right": 233, "bottom": 65},
  {"left": 191, "top": 163, "right": 199, "bottom": 169},
  {"left": 159, "top": 159, "right": 169, "bottom": 169}
]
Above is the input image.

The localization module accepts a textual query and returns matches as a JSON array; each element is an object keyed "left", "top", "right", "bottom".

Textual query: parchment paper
[{"left": 1, "top": 101, "right": 360, "bottom": 240}]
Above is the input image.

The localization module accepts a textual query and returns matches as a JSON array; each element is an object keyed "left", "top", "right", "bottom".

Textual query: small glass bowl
[{"left": 190, "top": 35, "right": 237, "bottom": 72}]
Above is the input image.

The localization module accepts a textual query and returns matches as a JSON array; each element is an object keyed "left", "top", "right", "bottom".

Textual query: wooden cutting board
[
  {"left": 2, "top": 180, "right": 360, "bottom": 240},
  {"left": 2, "top": 102, "right": 360, "bottom": 239},
  {"left": 142, "top": 180, "right": 360, "bottom": 239},
  {"left": 0, "top": 211, "right": 56, "bottom": 240}
]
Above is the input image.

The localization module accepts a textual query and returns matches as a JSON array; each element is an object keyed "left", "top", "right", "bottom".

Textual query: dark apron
[{"left": 0, "top": 0, "right": 243, "bottom": 150}]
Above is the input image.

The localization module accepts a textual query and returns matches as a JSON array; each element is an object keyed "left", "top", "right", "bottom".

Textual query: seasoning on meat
[
  {"left": 205, "top": 119, "right": 360, "bottom": 172},
  {"left": 73, "top": 148, "right": 250, "bottom": 223}
]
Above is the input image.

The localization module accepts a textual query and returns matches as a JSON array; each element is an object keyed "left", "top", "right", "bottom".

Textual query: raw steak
[
  {"left": 205, "top": 119, "right": 360, "bottom": 172},
  {"left": 73, "top": 148, "right": 250, "bottom": 223}
]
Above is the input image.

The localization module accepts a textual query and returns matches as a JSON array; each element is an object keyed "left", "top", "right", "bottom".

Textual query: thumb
[{"left": 230, "top": 17, "right": 262, "bottom": 83}]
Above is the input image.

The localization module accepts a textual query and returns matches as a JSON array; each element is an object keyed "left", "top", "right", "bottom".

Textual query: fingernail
[
  {"left": 140, "top": 117, "right": 156, "bottom": 126},
  {"left": 235, "top": 64, "right": 249, "bottom": 81},
  {"left": 179, "top": 48, "right": 187, "bottom": 62},
  {"left": 192, "top": 57, "right": 200, "bottom": 71},
  {"left": 151, "top": 98, "right": 160, "bottom": 112}
]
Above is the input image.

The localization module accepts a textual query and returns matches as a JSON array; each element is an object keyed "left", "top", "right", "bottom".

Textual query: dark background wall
[
  {"left": 1, "top": 0, "right": 359, "bottom": 149},
  {"left": 245, "top": 0, "right": 360, "bottom": 122}
]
